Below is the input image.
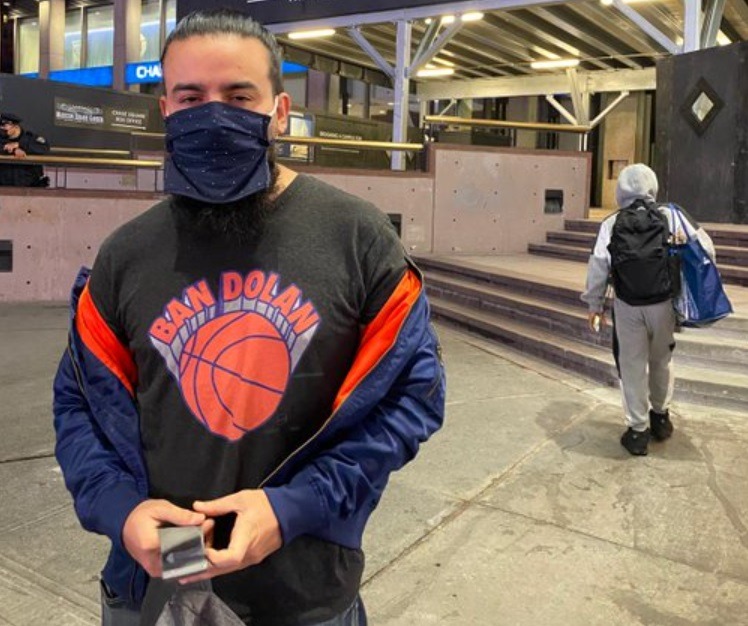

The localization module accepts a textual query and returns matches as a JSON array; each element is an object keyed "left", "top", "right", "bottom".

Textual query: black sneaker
[
  {"left": 650, "top": 409, "right": 674, "bottom": 441},
  {"left": 620, "top": 428, "right": 650, "bottom": 456}
]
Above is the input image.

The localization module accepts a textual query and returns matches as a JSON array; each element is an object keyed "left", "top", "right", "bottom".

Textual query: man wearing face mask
[
  {"left": 0, "top": 112, "right": 51, "bottom": 187},
  {"left": 53, "top": 8, "right": 445, "bottom": 626}
]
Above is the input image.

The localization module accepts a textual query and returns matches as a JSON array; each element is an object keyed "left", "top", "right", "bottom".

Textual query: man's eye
[
  {"left": 231, "top": 95, "right": 252, "bottom": 102},
  {"left": 179, "top": 96, "right": 201, "bottom": 104}
]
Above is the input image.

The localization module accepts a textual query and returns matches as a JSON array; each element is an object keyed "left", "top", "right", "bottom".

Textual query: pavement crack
[
  {"left": 700, "top": 442, "right": 748, "bottom": 551},
  {"left": 0, "top": 452, "right": 55, "bottom": 465}
]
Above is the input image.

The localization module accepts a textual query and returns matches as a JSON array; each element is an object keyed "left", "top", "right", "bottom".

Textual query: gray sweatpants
[{"left": 612, "top": 298, "right": 676, "bottom": 431}]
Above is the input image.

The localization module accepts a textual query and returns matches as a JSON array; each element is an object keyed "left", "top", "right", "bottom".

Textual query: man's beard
[{"left": 171, "top": 155, "right": 280, "bottom": 244}]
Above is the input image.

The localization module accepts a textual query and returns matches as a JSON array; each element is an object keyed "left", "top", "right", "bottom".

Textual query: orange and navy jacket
[{"left": 53, "top": 264, "right": 446, "bottom": 608}]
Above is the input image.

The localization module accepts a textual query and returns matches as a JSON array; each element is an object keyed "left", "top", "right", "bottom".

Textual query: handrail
[
  {"left": 276, "top": 136, "right": 424, "bottom": 151},
  {"left": 424, "top": 115, "right": 591, "bottom": 134},
  {"left": 51, "top": 147, "right": 132, "bottom": 157},
  {"left": 130, "top": 131, "right": 424, "bottom": 152},
  {"left": 0, "top": 155, "right": 162, "bottom": 168}
]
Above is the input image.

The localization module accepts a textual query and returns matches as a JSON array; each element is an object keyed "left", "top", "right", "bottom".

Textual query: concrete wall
[
  {"left": 1, "top": 144, "right": 591, "bottom": 301},
  {"left": 429, "top": 146, "right": 589, "bottom": 254},
  {"left": 0, "top": 191, "right": 157, "bottom": 302}
]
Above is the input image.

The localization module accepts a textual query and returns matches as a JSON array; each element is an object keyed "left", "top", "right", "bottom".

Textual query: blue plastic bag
[{"left": 669, "top": 205, "right": 733, "bottom": 327}]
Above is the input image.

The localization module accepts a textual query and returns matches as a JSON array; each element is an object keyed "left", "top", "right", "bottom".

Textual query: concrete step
[
  {"left": 547, "top": 231, "right": 748, "bottom": 269},
  {"left": 430, "top": 296, "right": 748, "bottom": 413},
  {"left": 547, "top": 231, "right": 595, "bottom": 248},
  {"left": 416, "top": 255, "right": 586, "bottom": 308},
  {"left": 716, "top": 245, "right": 748, "bottom": 267},
  {"left": 566, "top": 219, "right": 748, "bottom": 251},
  {"left": 565, "top": 218, "right": 601, "bottom": 234},
  {"left": 426, "top": 271, "right": 748, "bottom": 372},
  {"left": 528, "top": 242, "right": 748, "bottom": 286},
  {"left": 425, "top": 272, "right": 609, "bottom": 348},
  {"left": 528, "top": 242, "right": 590, "bottom": 263}
]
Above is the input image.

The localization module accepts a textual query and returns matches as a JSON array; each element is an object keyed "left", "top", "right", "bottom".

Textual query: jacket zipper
[{"left": 259, "top": 284, "right": 422, "bottom": 488}]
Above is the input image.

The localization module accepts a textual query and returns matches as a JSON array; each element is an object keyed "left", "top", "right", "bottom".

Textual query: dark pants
[{"left": 101, "top": 581, "right": 367, "bottom": 626}]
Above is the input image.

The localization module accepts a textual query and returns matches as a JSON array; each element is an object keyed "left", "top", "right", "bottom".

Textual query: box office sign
[{"left": 55, "top": 98, "right": 150, "bottom": 133}]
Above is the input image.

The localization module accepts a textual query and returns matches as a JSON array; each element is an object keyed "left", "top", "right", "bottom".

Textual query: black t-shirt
[{"left": 89, "top": 174, "right": 407, "bottom": 624}]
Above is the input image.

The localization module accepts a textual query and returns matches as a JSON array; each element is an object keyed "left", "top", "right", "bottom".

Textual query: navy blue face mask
[{"left": 164, "top": 100, "right": 277, "bottom": 204}]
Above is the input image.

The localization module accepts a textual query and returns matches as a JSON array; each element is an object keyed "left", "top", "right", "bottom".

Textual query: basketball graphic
[{"left": 178, "top": 311, "right": 291, "bottom": 441}]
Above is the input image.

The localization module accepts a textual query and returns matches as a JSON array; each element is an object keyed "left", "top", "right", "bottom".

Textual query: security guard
[{"left": 0, "top": 112, "right": 50, "bottom": 187}]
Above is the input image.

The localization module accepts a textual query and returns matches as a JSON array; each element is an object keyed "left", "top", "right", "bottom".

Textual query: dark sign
[
  {"left": 179, "top": 0, "right": 459, "bottom": 24},
  {"left": 54, "top": 98, "right": 150, "bottom": 133}
]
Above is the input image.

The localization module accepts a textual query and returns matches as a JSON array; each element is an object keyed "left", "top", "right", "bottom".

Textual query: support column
[
  {"left": 113, "top": 0, "right": 142, "bottom": 91},
  {"left": 683, "top": 0, "right": 702, "bottom": 53},
  {"left": 38, "top": 0, "right": 64, "bottom": 79},
  {"left": 392, "top": 20, "right": 412, "bottom": 171}
]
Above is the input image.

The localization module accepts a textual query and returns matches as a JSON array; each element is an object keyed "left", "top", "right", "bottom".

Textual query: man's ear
[
  {"left": 159, "top": 94, "right": 168, "bottom": 118},
  {"left": 272, "top": 92, "right": 292, "bottom": 137}
]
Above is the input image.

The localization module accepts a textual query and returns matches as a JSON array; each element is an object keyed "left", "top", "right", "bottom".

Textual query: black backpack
[{"left": 608, "top": 200, "right": 676, "bottom": 306}]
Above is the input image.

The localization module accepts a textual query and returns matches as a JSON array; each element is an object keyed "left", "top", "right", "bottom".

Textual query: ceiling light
[
  {"left": 425, "top": 63, "right": 438, "bottom": 69},
  {"left": 434, "top": 57, "right": 455, "bottom": 67},
  {"left": 416, "top": 67, "right": 455, "bottom": 78},
  {"left": 461, "top": 12, "right": 484, "bottom": 22},
  {"left": 601, "top": 0, "right": 652, "bottom": 5},
  {"left": 288, "top": 28, "right": 335, "bottom": 40},
  {"left": 440, "top": 15, "right": 456, "bottom": 24},
  {"left": 530, "top": 58, "right": 580, "bottom": 70},
  {"left": 441, "top": 49, "right": 456, "bottom": 57},
  {"left": 716, "top": 30, "right": 731, "bottom": 46},
  {"left": 425, "top": 18, "right": 433, "bottom": 24}
]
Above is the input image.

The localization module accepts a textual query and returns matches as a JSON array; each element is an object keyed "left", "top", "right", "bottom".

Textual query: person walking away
[{"left": 581, "top": 163, "right": 714, "bottom": 456}]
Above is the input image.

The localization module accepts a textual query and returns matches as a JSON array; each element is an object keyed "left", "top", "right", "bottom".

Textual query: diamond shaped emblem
[{"left": 680, "top": 78, "right": 724, "bottom": 136}]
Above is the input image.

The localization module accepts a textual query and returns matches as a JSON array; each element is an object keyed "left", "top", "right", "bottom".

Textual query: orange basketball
[{"left": 178, "top": 311, "right": 290, "bottom": 441}]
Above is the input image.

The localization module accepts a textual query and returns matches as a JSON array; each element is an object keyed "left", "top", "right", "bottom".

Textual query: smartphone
[{"left": 158, "top": 525, "right": 208, "bottom": 580}]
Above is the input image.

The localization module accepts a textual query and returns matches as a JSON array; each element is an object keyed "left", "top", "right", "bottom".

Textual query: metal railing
[{"left": 424, "top": 115, "right": 592, "bottom": 134}]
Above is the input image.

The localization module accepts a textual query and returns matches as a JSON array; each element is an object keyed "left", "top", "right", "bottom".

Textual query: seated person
[{"left": 0, "top": 112, "right": 50, "bottom": 187}]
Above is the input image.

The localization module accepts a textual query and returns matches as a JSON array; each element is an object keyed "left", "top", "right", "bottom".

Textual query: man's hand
[
  {"left": 122, "top": 499, "right": 206, "bottom": 578},
  {"left": 2, "top": 142, "right": 27, "bottom": 158},
  {"left": 180, "top": 490, "right": 283, "bottom": 584},
  {"left": 588, "top": 311, "right": 606, "bottom": 333}
]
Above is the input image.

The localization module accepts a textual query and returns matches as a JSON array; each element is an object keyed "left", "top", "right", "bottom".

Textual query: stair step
[
  {"left": 425, "top": 272, "right": 609, "bottom": 347},
  {"left": 717, "top": 245, "right": 748, "bottom": 267},
  {"left": 425, "top": 270, "right": 748, "bottom": 369},
  {"left": 547, "top": 231, "right": 596, "bottom": 247},
  {"left": 565, "top": 218, "right": 602, "bottom": 234},
  {"left": 528, "top": 243, "right": 748, "bottom": 286},
  {"left": 566, "top": 219, "right": 748, "bottom": 251},
  {"left": 415, "top": 255, "right": 586, "bottom": 308},
  {"left": 528, "top": 242, "right": 590, "bottom": 263},
  {"left": 430, "top": 296, "right": 748, "bottom": 412}
]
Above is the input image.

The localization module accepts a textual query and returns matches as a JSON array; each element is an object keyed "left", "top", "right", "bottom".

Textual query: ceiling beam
[
  {"left": 265, "top": 0, "right": 569, "bottom": 34},
  {"left": 417, "top": 67, "right": 656, "bottom": 100}
]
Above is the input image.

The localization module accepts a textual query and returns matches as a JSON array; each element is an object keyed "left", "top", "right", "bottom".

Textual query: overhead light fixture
[
  {"left": 441, "top": 49, "right": 456, "bottom": 58},
  {"left": 461, "top": 12, "right": 484, "bottom": 22},
  {"left": 601, "top": 0, "right": 651, "bottom": 5},
  {"left": 425, "top": 17, "right": 433, "bottom": 24},
  {"left": 716, "top": 30, "right": 731, "bottom": 46},
  {"left": 530, "top": 58, "right": 580, "bottom": 70},
  {"left": 288, "top": 28, "right": 335, "bottom": 40},
  {"left": 440, "top": 15, "right": 456, "bottom": 24},
  {"left": 416, "top": 67, "right": 455, "bottom": 78},
  {"left": 434, "top": 57, "right": 455, "bottom": 67},
  {"left": 425, "top": 63, "right": 438, "bottom": 69}
]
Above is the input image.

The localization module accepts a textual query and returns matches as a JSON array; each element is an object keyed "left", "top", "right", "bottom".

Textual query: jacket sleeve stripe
[
  {"left": 75, "top": 283, "right": 137, "bottom": 397},
  {"left": 332, "top": 269, "right": 421, "bottom": 411}
]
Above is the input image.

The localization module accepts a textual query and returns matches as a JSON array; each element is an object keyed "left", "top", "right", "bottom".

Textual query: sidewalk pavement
[{"left": 1, "top": 302, "right": 747, "bottom": 625}]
